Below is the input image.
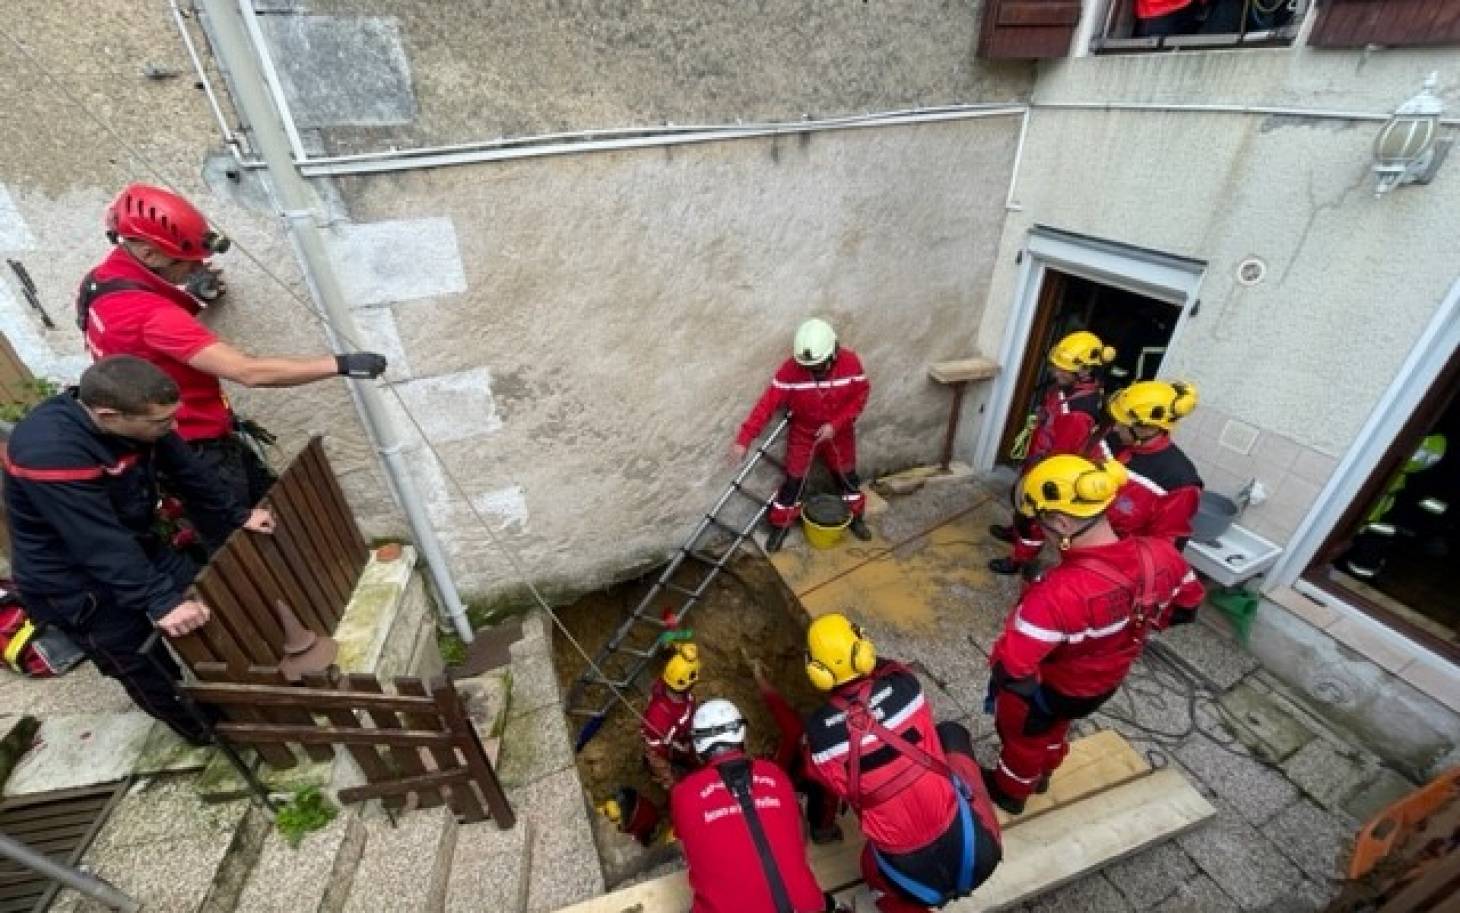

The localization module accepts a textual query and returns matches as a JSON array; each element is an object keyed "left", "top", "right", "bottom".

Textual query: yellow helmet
[
  {"left": 793, "top": 318, "right": 838, "bottom": 366},
  {"left": 1107, "top": 380, "right": 1198, "bottom": 430},
  {"left": 597, "top": 799, "right": 623, "bottom": 824},
  {"left": 1018, "top": 454, "right": 1130, "bottom": 519},
  {"left": 1048, "top": 331, "right": 1116, "bottom": 373},
  {"left": 805, "top": 612, "right": 876, "bottom": 691},
  {"left": 662, "top": 642, "right": 700, "bottom": 692}
]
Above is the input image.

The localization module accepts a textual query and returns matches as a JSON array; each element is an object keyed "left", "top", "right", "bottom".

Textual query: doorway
[
  {"left": 1304, "top": 343, "right": 1460, "bottom": 659},
  {"left": 995, "top": 269, "right": 1184, "bottom": 465}
]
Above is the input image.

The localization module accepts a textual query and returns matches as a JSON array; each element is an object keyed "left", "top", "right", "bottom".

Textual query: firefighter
[
  {"left": 989, "top": 330, "right": 1115, "bottom": 575},
  {"left": 642, "top": 642, "right": 701, "bottom": 788},
  {"left": 743, "top": 650, "right": 843, "bottom": 844},
  {"left": 1102, "top": 380, "right": 1203, "bottom": 546},
  {"left": 803, "top": 614, "right": 1002, "bottom": 913},
  {"left": 79, "top": 184, "right": 388, "bottom": 542},
  {"left": 1341, "top": 434, "right": 1448, "bottom": 580},
  {"left": 598, "top": 787, "right": 665, "bottom": 847},
  {"left": 984, "top": 454, "right": 1206, "bottom": 815},
  {"left": 731, "top": 319, "right": 871, "bottom": 552},
  {"left": 670, "top": 699, "right": 839, "bottom": 913},
  {"left": 3, "top": 356, "right": 274, "bottom": 742}
]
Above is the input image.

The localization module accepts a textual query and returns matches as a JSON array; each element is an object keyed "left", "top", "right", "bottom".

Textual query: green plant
[
  {"left": 0, "top": 378, "right": 59, "bottom": 423},
  {"left": 438, "top": 631, "right": 467, "bottom": 666},
  {"left": 274, "top": 786, "right": 338, "bottom": 847}
]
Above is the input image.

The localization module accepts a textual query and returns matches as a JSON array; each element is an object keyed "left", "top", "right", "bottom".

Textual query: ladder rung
[
  {"left": 620, "top": 647, "right": 656, "bottom": 659},
  {"left": 567, "top": 707, "right": 601, "bottom": 718},
  {"left": 705, "top": 516, "right": 741, "bottom": 538},
  {"left": 632, "top": 614, "right": 669, "bottom": 629}
]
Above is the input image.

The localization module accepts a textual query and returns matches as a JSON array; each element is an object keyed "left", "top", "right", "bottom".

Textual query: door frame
[{"left": 974, "top": 226, "right": 1207, "bottom": 472}]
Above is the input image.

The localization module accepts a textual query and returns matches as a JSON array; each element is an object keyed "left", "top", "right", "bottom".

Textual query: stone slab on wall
[{"left": 258, "top": 14, "right": 418, "bottom": 128}]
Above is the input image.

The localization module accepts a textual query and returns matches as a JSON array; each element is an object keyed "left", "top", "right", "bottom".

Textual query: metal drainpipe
[{"left": 197, "top": 0, "right": 474, "bottom": 644}]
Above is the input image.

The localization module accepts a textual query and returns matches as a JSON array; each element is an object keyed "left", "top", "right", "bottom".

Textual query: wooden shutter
[
  {"left": 1310, "top": 0, "right": 1460, "bottom": 48},
  {"left": 978, "top": 0, "right": 1083, "bottom": 58}
]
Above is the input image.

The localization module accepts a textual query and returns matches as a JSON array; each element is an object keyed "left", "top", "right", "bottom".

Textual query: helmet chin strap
[{"left": 1039, "top": 512, "right": 1102, "bottom": 550}]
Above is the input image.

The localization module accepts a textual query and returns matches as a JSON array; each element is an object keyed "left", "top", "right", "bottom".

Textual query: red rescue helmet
[{"left": 106, "top": 184, "right": 230, "bottom": 262}]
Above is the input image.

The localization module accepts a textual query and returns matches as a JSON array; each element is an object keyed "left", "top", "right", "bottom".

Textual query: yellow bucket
[{"left": 801, "top": 494, "right": 852, "bottom": 549}]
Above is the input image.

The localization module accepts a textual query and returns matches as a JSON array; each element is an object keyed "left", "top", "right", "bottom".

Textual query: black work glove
[{"left": 336, "top": 353, "right": 388, "bottom": 379}]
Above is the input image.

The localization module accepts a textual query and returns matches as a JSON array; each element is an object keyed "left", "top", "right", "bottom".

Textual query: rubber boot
[
  {"left": 980, "top": 766, "right": 1027, "bottom": 816},
  {"left": 988, "top": 524, "right": 1015, "bottom": 543},
  {"left": 1035, "top": 775, "right": 1051, "bottom": 795},
  {"left": 988, "top": 557, "right": 1024, "bottom": 576},
  {"left": 848, "top": 516, "right": 872, "bottom": 541},
  {"left": 765, "top": 525, "right": 792, "bottom": 553}
]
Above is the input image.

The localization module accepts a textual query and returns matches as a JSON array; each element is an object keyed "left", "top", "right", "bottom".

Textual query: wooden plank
[
  {"left": 345, "top": 675, "right": 440, "bottom": 809},
  {"left": 185, "top": 680, "right": 436, "bottom": 712},
  {"left": 929, "top": 358, "right": 1000, "bottom": 385},
  {"left": 255, "top": 493, "right": 340, "bottom": 632},
  {"left": 396, "top": 678, "right": 478, "bottom": 822},
  {"left": 167, "top": 628, "right": 219, "bottom": 671},
  {"left": 232, "top": 530, "right": 329, "bottom": 638},
  {"left": 213, "top": 722, "right": 456, "bottom": 749},
  {"left": 281, "top": 460, "right": 356, "bottom": 603},
  {"left": 433, "top": 677, "right": 513, "bottom": 826},
  {"left": 185, "top": 580, "right": 257, "bottom": 674},
  {"left": 196, "top": 557, "right": 279, "bottom": 666},
  {"left": 300, "top": 442, "right": 368, "bottom": 582},
  {"left": 337, "top": 768, "right": 474, "bottom": 805},
  {"left": 300, "top": 671, "right": 401, "bottom": 811},
  {"left": 194, "top": 665, "right": 297, "bottom": 769},
  {"left": 209, "top": 544, "right": 289, "bottom": 658},
  {"left": 307, "top": 438, "right": 369, "bottom": 557},
  {"left": 265, "top": 475, "right": 351, "bottom": 611},
  {"left": 243, "top": 667, "right": 335, "bottom": 764}
]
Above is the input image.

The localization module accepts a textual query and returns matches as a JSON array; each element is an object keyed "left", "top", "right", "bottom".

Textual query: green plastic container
[{"left": 1208, "top": 586, "right": 1260, "bottom": 643}]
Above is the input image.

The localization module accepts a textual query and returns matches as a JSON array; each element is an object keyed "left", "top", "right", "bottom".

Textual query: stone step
[
  {"left": 453, "top": 667, "right": 511, "bottom": 768},
  {"left": 235, "top": 807, "right": 368, "bottom": 913},
  {"left": 445, "top": 818, "right": 532, "bottom": 913},
  {"left": 341, "top": 806, "right": 458, "bottom": 913}
]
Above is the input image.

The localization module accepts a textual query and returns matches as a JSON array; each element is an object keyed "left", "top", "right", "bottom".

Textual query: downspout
[{"left": 197, "top": 0, "right": 474, "bottom": 644}]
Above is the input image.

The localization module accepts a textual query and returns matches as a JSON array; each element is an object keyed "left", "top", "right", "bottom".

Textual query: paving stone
[
  {"left": 1105, "top": 841, "right": 1199, "bottom": 908},
  {"left": 1025, "top": 872, "right": 1133, "bottom": 913},
  {"left": 508, "top": 766, "right": 605, "bottom": 913},
  {"left": 497, "top": 703, "right": 574, "bottom": 789},
  {"left": 455, "top": 668, "right": 512, "bottom": 743},
  {"left": 1282, "top": 738, "right": 1374, "bottom": 814},
  {"left": 1174, "top": 735, "right": 1299, "bottom": 826},
  {"left": 237, "top": 810, "right": 366, "bottom": 913},
  {"left": 1342, "top": 767, "right": 1416, "bottom": 824},
  {"left": 447, "top": 817, "right": 531, "bottom": 913},
  {"left": 1153, "top": 623, "right": 1260, "bottom": 692},
  {"left": 1148, "top": 874, "right": 1240, "bottom": 913},
  {"left": 3, "top": 712, "right": 155, "bottom": 797},
  {"left": 507, "top": 647, "right": 562, "bottom": 718},
  {"left": 344, "top": 807, "right": 457, "bottom": 913},
  {"left": 1178, "top": 801, "right": 1304, "bottom": 911},
  {"left": 1215, "top": 682, "right": 1316, "bottom": 764},
  {"left": 1253, "top": 877, "right": 1339, "bottom": 913},
  {"left": 1264, "top": 799, "right": 1352, "bottom": 883},
  {"left": 90, "top": 775, "right": 251, "bottom": 854}
]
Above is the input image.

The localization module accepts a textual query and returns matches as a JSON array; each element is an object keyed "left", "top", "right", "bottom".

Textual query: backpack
[{"left": 0, "top": 584, "right": 85, "bottom": 677}]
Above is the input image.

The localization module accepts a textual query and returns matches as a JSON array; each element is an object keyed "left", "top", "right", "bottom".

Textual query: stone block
[
  {"left": 1341, "top": 767, "right": 1417, "bottom": 824},
  {"left": 1174, "top": 735, "right": 1299, "bottom": 826},
  {"left": 258, "top": 15, "right": 418, "bottom": 129},
  {"left": 1282, "top": 738, "right": 1374, "bottom": 814},
  {"left": 456, "top": 669, "right": 512, "bottom": 743},
  {"left": 875, "top": 462, "right": 975, "bottom": 496},
  {"left": 506, "top": 767, "right": 604, "bottom": 913},
  {"left": 447, "top": 818, "right": 531, "bottom": 913},
  {"left": 497, "top": 704, "right": 574, "bottom": 789},
  {"left": 133, "top": 723, "right": 215, "bottom": 777},
  {"left": 1254, "top": 878, "right": 1340, "bottom": 913},
  {"left": 1025, "top": 873, "right": 1132, "bottom": 912},
  {"left": 1153, "top": 621, "right": 1260, "bottom": 692},
  {"left": 1178, "top": 800, "right": 1303, "bottom": 911},
  {"left": 1265, "top": 799, "right": 1352, "bottom": 883},
  {"left": 374, "top": 574, "right": 432, "bottom": 682},
  {"left": 1104, "top": 840, "right": 1199, "bottom": 909},
  {"left": 236, "top": 810, "right": 367, "bottom": 913},
  {"left": 507, "top": 648, "right": 562, "bottom": 719},
  {"left": 1149, "top": 875, "right": 1241, "bottom": 913},
  {"left": 344, "top": 807, "right": 457, "bottom": 913},
  {"left": 334, "top": 547, "right": 418, "bottom": 674},
  {"left": 1216, "top": 681, "right": 1316, "bottom": 764},
  {"left": 4, "top": 712, "right": 155, "bottom": 798}
]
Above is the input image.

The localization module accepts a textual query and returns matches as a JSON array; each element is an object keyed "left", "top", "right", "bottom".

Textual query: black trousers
[
  {"left": 181, "top": 434, "right": 276, "bottom": 550},
  {"left": 30, "top": 550, "right": 214, "bottom": 744}
]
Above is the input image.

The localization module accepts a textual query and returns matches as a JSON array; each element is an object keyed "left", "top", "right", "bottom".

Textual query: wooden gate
[
  {"left": 184, "top": 671, "right": 514, "bottom": 827},
  {"left": 171, "top": 437, "right": 368, "bottom": 675}
]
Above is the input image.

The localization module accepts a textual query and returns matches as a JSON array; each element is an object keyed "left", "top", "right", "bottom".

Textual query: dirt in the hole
[{"left": 551, "top": 555, "right": 822, "bottom": 811}]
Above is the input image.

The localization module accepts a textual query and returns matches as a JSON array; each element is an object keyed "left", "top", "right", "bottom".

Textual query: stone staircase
[{"left": 45, "top": 611, "right": 604, "bottom": 913}]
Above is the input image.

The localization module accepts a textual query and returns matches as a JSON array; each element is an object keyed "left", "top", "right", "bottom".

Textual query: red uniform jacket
[
  {"left": 80, "top": 247, "right": 232, "bottom": 441},
  {"left": 736, "top": 349, "right": 869, "bottom": 476},
  {"left": 671, "top": 751, "right": 826, "bottom": 913},
  {"left": 641, "top": 679, "right": 696, "bottom": 764},
  {"left": 1023, "top": 378, "right": 1104, "bottom": 470},
  {"left": 803, "top": 663, "right": 956, "bottom": 854},
  {"left": 991, "top": 537, "right": 1205, "bottom": 697},
  {"left": 1105, "top": 433, "right": 1203, "bottom": 544}
]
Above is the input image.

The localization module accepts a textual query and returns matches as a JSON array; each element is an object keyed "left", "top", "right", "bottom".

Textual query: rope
[{"left": 0, "top": 21, "right": 656, "bottom": 729}]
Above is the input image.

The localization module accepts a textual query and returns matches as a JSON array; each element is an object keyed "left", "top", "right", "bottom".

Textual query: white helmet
[
  {"left": 793, "top": 319, "right": 837, "bottom": 367},
  {"left": 691, "top": 699, "right": 747, "bottom": 758}
]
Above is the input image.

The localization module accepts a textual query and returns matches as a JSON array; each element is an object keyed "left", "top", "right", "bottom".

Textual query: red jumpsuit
[
  {"left": 989, "top": 537, "right": 1205, "bottom": 800},
  {"left": 805, "top": 663, "right": 1002, "bottom": 912},
  {"left": 641, "top": 679, "right": 697, "bottom": 784},
  {"left": 1007, "top": 379, "right": 1104, "bottom": 563},
  {"left": 670, "top": 750, "right": 828, "bottom": 913},
  {"left": 1104, "top": 432, "right": 1204, "bottom": 546},
  {"left": 736, "top": 349, "right": 870, "bottom": 528}
]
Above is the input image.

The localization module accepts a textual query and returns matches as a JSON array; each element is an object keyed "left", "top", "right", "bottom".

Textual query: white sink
[{"left": 1184, "top": 522, "right": 1283, "bottom": 588}]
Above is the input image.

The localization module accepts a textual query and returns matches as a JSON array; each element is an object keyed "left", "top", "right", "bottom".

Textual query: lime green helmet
[{"left": 793, "top": 319, "right": 838, "bottom": 366}]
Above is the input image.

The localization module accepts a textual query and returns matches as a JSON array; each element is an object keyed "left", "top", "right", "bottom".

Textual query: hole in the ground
[{"left": 551, "top": 553, "right": 817, "bottom": 885}]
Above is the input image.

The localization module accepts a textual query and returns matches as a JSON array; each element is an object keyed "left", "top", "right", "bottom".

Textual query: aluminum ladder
[{"left": 566, "top": 417, "right": 789, "bottom": 750}]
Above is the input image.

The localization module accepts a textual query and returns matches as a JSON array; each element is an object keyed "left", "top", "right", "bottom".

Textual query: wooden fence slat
[
  {"left": 231, "top": 530, "right": 329, "bottom": 638},
  {"left": 432, "top": 677, "right": 512, "bottom": 826},
  {"left": 168, "top": 628, "right": 219, "bottom": 670},
  {"left": 396, "top": 678, "right": 482, "bottom": 821},
  {"left": 186, "top": 582, "right": 256, "bottom": 673},
  {"left": 307, "top": 439, "right": 369, "bottom": 557},
  {"left": 264, "top": 476, "right": 351, "bottom": 610},
  {"left": 254, "top": 496, "right": 339, "bottom": 631},
  {"left": 244, "top": 668, "right": 336, "bottom": 763},
  {"left": 275, "top": 464, "right": 354, "bottom": 604},
  {"left": 302, "top": 672, "right": 403, "bottom": 812},
  {"left": 195, "top": 665, "right": 297, "bottom": 769},
  {"left": 210, "top": 542, "right": 290, "bottom": 652},
  {"left": 185, "top": 681, "right": 436, "bottom": 712},
  {"left": 296, "top": 447, "right": 363, "bottom": 594},
  {"left": 195, "top": 560, "right": 279, "bottom": 666},
  {"left": 337, "top": 769, "right": 474, "bottom": 806},
  {"left": 346, "top": 675, "right": 440, "bottom": 809},
  {"left": 212, "top": 723, "right": 456, "bottom": 749}
]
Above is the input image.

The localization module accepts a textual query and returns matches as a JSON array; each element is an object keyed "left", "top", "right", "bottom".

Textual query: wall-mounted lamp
[{"left": 1373, "top": 72, "right": 1452, "bottom": 197}]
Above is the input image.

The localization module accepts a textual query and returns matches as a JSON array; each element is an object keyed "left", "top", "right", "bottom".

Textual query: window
[
  {"left": 1091, "top": 0, "right": 1310, "bottom": 53},
  {"left": 1309, "top": 0, "right": 1460, "bottom": 48}
]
